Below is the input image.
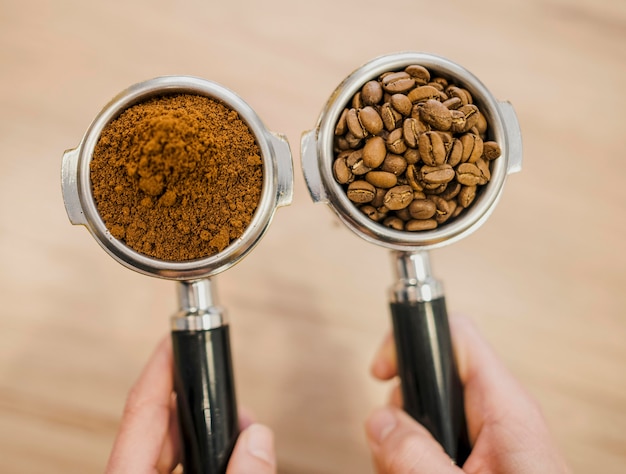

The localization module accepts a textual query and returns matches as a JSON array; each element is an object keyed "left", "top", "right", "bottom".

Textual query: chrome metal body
[
  {"left": 172, "top": 279, "right": 226, "bottom": 331},
  {"left": 62, "top": 76, "right": 293, "bottom": 280},
  {"left": 390, "top": 251, "right": 444, "bottom": 303}
]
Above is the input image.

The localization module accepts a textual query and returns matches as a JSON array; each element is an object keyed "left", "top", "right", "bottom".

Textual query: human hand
[
  {"left": 105, "top": 336, "right": 276, "bottom": 474},
  {"left": 365, "top": 314, "right": 571, "bottom": 473}
]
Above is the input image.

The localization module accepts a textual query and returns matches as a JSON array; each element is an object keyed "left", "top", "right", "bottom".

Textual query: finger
[
  {"left": 365, "top": 406, "right": 461, "bottom": 474},
  {"left": 371, "top": 332, "right": 397, "bottom": 380},
  {"left": 226, "top": 424, "right": 276, "bottom": 474},
  {"left": 386, "top": 380, "right": 402, "bottom": 408},
  {"left": 156, "top": 393, "right": 181, "bottom": 472},
  {"left": 238, "top": 406, "right": 256, "bottom": 431},
  {"left": 106, "top": 336, "right": 178, "bottom": 473}
]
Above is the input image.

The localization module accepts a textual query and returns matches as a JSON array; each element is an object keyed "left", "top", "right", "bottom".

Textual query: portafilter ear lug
[
  {"left": 498, "top": 101, "right": 523, "bottom": 175},
  {"left": 300, "top": 129, "right": 328, "bottom": 204},
  {"left": 61, "top": 147, "right": 87, "bottom": 226},
  {"left": 269, "top": 132, "right": 294, "bottom": 208}
]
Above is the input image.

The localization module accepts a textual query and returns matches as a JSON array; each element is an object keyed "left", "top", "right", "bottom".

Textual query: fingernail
[
  {"left": 246, "top": 424, "right": 275, "bottom": 465},
  {"left": 366, "top": 407, "right": 397, "bottom": 444}
]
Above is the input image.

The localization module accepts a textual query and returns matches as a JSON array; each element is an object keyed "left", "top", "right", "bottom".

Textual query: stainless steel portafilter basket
[
  {"left": 301, "top": 52, "right": 522, "bottom": 463},
  {"left": 62, "top": 76, "right": 293, "bottom": 473}
]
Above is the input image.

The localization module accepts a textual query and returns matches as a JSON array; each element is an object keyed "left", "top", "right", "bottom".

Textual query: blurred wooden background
[{"left": 1, "top": 0, "right": 625, "bottom": 472}]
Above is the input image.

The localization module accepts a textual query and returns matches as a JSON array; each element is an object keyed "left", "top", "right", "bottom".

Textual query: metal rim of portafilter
[
  {"left": 62, "top": 76, "right": 293, "bottom": 474},
  {"left": 301, "top": 51, "right": 522, "bottom": 464}
]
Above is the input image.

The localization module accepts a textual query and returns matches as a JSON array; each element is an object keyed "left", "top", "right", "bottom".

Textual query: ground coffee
[
  {"left": 91, "top": 94, "right": 263, "bottom": 261},
  {"left": 333, "top": 65, "right": 501, "bottom": 231}
]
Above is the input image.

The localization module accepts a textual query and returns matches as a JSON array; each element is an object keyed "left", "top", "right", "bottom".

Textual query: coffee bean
[
  {"left": 448, "top": 138, "right": 463, "bottom": 167},
  {"left": 366, "top": 171, "right": 397, "bottom": 188},
  {"left": 346, "top": 149, "right": 371, "bottom": 175},
  {"left": 456, "top": 163, "right": 482, "bottom": 186},
  {"left": 406, "top": 219, "right": 437, "bottom": 231},
  {"left": 384, "top": 185, "right": 413, "bottom": 210},
  {"left": 335, "top": 108, "right": 348, "bottom": 135},
  {"left": 361, "top": 80, "right": 383, "bottom": 106},
  {"left": 347, "top": 180, "right": 376, "bottom": 203},
  {"left": 450, "top": 109, "right": 467, "bottom": 133},
  {"left": 421, "top": 164, "right": 455, "bottom": 185},
  {"left": 346, "top": 108, "right": 367, "bottom": 138},
  {"left": 407, "top": 85, "right": 441, "bottom": 103},
  {"left": 362, "top": 136, "right": 387, "bottom": 168},
  {"left": 395, "top": 207, "right": 412, "bottom": 221},
  {"left": 475, "top": 158, "right": 491, "bottom": 185},
  {"left": 403, "top": 117, "right": 428, "bottom": 148},
  {"left": 352, "top": 92, "right": 363, "bottom": 109},
  {"left": 457, "top": 185, "right": 477, "bottom": 208},
  {"left": 405, "top": 64, "right": 430, "bottom": 85},
  {"left": 460, "top": 133, "right": 483, "bottom": 163},
  {"left": 409, "top": 199, "right": 436, "bottom": 219},
  {"left": 406, "top": 164, "right": 423, "bottom": 191},
  {"left": 476, "top": 111, "right": 488, "bottom": 136},
  {"left": 359, "top": 106, "right": 383, "bottom": 135},
  {"left": 381, "top": 153, "right": 408, "bottom": 176},
  {"left": 344, "top": 131, "right": 362, "bottom": 149},
  {"left": 459, "top": 104, "right": 480, "bottom": 133},
  {"left": 387, "top": 128, "right": 407, "bottom": 154},
  {"left": 333, "top": 155, "right": 354, "bottom": 184},
  {"left": 446, "top": 86, "right": 471, "bottom": 106},
  {"left": 404, "top": 148, "right": 420, "bottom": 165},
  {"left": 443, "top": 97, "right": 463, "bottom": 109},
  {"left": 419, "top": 99, "right": 452, "bottom": 131},
  {"left": 381, "top": 103, "right": 402, "bottom": 131},
  {"left": 382, "top": 72, "right": 415, "bottom": 93},
  {"left": 418, "top": 131, "right": 447, "bottom": 166},
  {"left": 371, "top": 187, "right": 387, "bottom": 208},
  {"left": 483, "top": 141, "right": 502, "bottom": 160},
  {"left": 383, "top": 216, "right": 405, "bottom": 230},
  {"left": 360, "top": 204, "right": 381, "bottom": 221},
  {"left": 390, "top": 94, "right": 412, "bottom": 116}
]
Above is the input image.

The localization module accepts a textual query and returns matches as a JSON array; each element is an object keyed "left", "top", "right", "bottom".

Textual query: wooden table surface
[{"left": 1, "top": 0, "right": 625, "bottom": 472}]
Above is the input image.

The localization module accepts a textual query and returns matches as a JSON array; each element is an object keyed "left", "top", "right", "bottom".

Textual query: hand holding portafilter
[
  {"left": 302, "top": 52, "right": 522, "bottom": 463},
  {"left": 62, "top": 76, "right": 293, "bottom": 473}
]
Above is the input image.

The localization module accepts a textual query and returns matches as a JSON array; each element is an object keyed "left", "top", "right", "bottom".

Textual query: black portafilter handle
[
  {"left": 389, "top": 251, "right": 471, "bottom": 465},
  {"left": 171, "top": 279, "right": 239, "bottom": 474}
]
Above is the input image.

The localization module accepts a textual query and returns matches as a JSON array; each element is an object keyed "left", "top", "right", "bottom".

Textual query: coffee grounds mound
[{"left": 91, "top": 94, "right": 263, "bottom": 261}]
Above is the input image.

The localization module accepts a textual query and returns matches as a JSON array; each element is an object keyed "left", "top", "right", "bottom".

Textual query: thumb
[
  {"left": 226, "top": 424, "right": 276, "bottom": 474},
  {"left": 365, "top": 407, "right": 461, "bottom": 474}
]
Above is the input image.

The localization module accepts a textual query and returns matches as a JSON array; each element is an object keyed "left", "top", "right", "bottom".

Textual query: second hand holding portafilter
[
  {"left": 301, "top": 52, "right": 522, "bottom": 463},
  {"left": 62, "top": 76, "right": 293, "bottom": 473}
]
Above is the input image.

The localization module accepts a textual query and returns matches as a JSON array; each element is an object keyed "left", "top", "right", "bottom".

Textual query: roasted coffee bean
[
  {"left": 439, "top": 181, "right": 461, "bottom": 200},
  {"left": 476, "top": 111, "right": 488, "bottom": 136},
  {"left": 404, "top": 148, "right": 420, "bottom": 165},
  {"left": 406, "top": 164, "right": 423, "bottom": 191},
  {"left": 460, "top": 133, "right": 483, "bottom": 163},
  {"left": 381, "top": 153, "right": 408, "bottom": 176},
  {"left": 363, "top": 136, "right": 387, "bottom": 168},
  {"left": 346, "top": 149, "right": 371, "bottom": 175},
  {"left": 456, "top": 163, "right": 482, "bottom": 186},
  {"left": 333, "top": 155, "right": 354, "bottom": 184},
  {"left": 351, "top": 92, "right": 363, "bottom": 109},
  {"left": 390, "top": 94, "right": 413, "bottom": 116},
  {"left": 430, "top": 195, "right": 450, "bottom": 220},
  {"left": 406, "top": 219, "right": 437, "bottom": 231},
  {"left": 459, "top": 104, "right": 480, "bottom": 132},
  {"left": 395, "top": 207, "right": 412, "bottom": 221},
  {"left": 359, "top": 106, "right": 383, "bottom": 135},
  {"left": 421, "top": 164, "right": 455, "bottom": 185},
  {"left": 483, "top": 141, "right": 502, "bottom": 160},
  {"left": 384, "top": 185, "right": 413, "bottom": 210},
  {"left": 475, "top": 158, "right": 491, "bottom": 185},
  {"left": 383, "top": 216, "right": 405, "bottom": 230},
  {"left": 432, "top": 77, "right": 449, "bottom": 89},
  {"left": 381, "top": 103, "right": 402, "bottom": 131},
  {"left": 335, "top": 108, "right": 348, "bottom": 135},
  {"left": 381, "top": 72, "right": 415, "bottom": 93},
  {"left": 424, "top": 182, "right": 447, "bottom": 194},
  {"left": 452, "top": 204, "right": 464, "bottom": 218},
  {"left": 371, "top": 187, "right": 387, "bottom": 207},
  {"left": 403, "top": 117, "right": 428, "bottom": 148},
  {"left": 334, "top": 135, "right": 349, "bottom": 152},
  {"left": 346, "top": 180, "right": 376, "bottom": 203},
  {"left": 387, "top": 128, "right": 407, "bottom": 154},
  {"left": 450, "top": 109, "right": 467, "bottom": 133},
  {"left": 344, "top": 131, "right": 362, "bottom": 149},
  {"left": 409, "top": 199, "right": 437, "bottom": 219},
  {"left": 407, "top": 85, "right": 441, "bottom": 103},
  {"left": 443, "top": 97, "right": 463, "bottom": 109},
  {"left": 418, "top": 131, "right": 447, "bottom": 166},
  {"left": 361, "top": 80, "right": 383, "bottom": 106},
  {"left": 413, "top": 190, "right": 426, "bottom": 200},
  {"left": 360, "top": 204, "right": 381, "bottom": 221},
  {"left": 405, "top": 64, "right": 430, "bottom": 85},
  {"left": 446, "top": 86, "right": 471, "bottom": 105},
  {"left": 420, "top": 99, "right": 452, "bottom": 131},
  {"left": 448, "top": 138, "right": 463, "bottom": 167},
  {"left": 366, "top": 171, "right": 397, "bottom": 188},
  {"left": 346, "top": 108, "right": 367, "bottom": 138},
  {"left": 457, "top": 185, "right": 477, "bottom": 208}
]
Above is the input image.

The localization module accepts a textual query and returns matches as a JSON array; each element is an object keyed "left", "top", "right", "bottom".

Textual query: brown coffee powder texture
[{"left": 91, "top": 94, "right": 263, "bottom": 261}]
